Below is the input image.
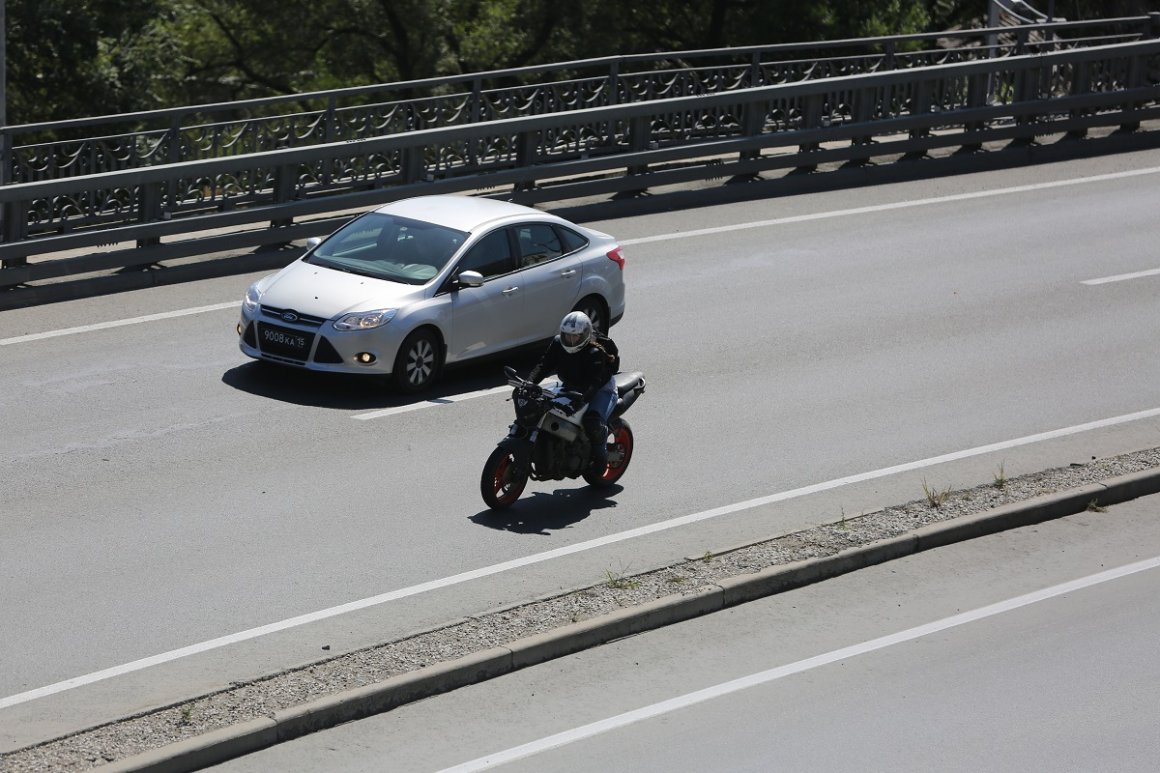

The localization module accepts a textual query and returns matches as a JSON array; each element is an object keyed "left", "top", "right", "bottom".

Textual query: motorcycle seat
[{"left": 614, "top": 371, "right": 645, "bottom": 396}]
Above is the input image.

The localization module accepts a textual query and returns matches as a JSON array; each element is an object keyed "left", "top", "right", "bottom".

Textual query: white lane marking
[
  {"left": 4, "top": 405, "right": 1160, "bottom": 711},
  {"left": 1082, "top": 267, "right": 1160, "bottom": 286},
  {"left": 618, "top": 166, "right": 1160, "bottom": 246},
  {"left": 0, "top": 302, "right": 238, "bottom": 346},
  {"left": 437, "top": 555, "right": 1160, "bottom": 772},
  {"left": 7, "top": 165, "right": 1160, "bottom": 349},
  {"left": 352, "top": 386, "right": 510, "bottom": 419}
]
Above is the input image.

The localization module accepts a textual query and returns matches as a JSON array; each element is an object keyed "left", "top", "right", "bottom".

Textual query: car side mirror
[
  {"left": 305, "top": 237, "right": 322, "bottom": 251},
  {"left": 456, "top": 270, "right": 484, "bottom": 289}
]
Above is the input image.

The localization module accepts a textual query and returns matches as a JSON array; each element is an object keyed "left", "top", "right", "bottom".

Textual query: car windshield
[{"left": 305, "top": 212, "right": 468, "bottom": 285}]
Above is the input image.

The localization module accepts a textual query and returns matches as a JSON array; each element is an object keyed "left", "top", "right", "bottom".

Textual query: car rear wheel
[
  {"left": 392, "top": 328, "right": 443, "bottom": 392},
  {"left": 572, "top": 296, "right": 609, "bottom": 335}
]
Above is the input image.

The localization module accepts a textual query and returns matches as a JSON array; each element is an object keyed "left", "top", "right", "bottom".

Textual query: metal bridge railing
[
  {"left": 2, "top": 36, "right": 1158, "bottom": 288},
  {"left": 1, "top": 16, "right": 1155, "bottom": 188}
]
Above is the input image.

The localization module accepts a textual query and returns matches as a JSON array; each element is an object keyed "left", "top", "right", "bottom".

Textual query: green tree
[
  {"left": 7, "top": 0, "right": 169, "bottom": 124},
  {"left": 6, "top": 0, "right": 1159, "bottom": 124}
]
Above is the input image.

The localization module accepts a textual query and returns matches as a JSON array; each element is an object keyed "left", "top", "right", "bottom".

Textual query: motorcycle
[{"left": 480, "top": 366, "right": 646, "bottom": 509}]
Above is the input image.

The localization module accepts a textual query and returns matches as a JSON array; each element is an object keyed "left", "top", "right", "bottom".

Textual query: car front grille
[{"left": 260, "top": 305, "right": 328, "bottom": 328}]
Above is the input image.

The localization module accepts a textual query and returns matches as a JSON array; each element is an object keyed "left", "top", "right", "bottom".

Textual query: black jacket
[{"left": 528, "top": 335, "right": 618, "bottom": 403}]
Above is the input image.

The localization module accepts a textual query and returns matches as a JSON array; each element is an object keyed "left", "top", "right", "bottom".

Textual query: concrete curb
[{"left": 98, "top": 468, "right": 1160, "bottom": 772}]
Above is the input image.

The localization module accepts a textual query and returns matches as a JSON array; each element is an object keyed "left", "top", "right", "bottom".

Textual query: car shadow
[
  {"left": 468, "top": 485, "right": 624, "bottom": 536},
  {"left": 221, "top": 349, "right": 543, "bottom": 410}
]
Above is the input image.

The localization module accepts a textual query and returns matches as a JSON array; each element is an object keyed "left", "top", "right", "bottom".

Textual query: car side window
[
  {"left": 458, "top": 229, "right": 515, "bottom": 279},
  {"left": 516, "top": 224, "right": 564, "bottom": 268},
  {"left": 555, "top": 226, "right": 588, "bottom": 254}
]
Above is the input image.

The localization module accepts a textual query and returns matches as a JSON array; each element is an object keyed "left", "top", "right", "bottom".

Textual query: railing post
[
  {"left": 136, "top": 182, "right": 164, "bottom": 250},
  {"left": 910, "top": 80, "right": 931, "bottom": 137},
  {"left": 470, "top": 77, "right": 484, "bottom": 122},
  {"left": 401, "top": 143, "right": 425, "bottom": 185},
  {"left": 796, "top": 93, "right": 825, "bottom": 171},
  {"left": 0, "top": 130, "right": 26, "bottom": 269},
  {"left": 962, "top": 72, "right": 989, "bottom": 152},
  {"left": 850, "top": 86, "right": 875, "bottom": 164},
  {"left": 1012, "top": 59, "right": 1039, "bottom": 144},
  {"left": 270, "top": 163, "right": 296, "bottom": 228},
  {"left": 748, "top": 51, "right": 763, "bottom": 87},
  {"left": 324, "top": 95, "right": 338, "bottom": 142},
  {"left": 0, "top": 198, "right": 28, "bottom": 284},
  {"left": 738, "top": 93, "right": 765, "bottom": 164},
  {"left": 166, "top": 119, "right": 180, "bottom": 224},
  {"left": 627, "top": 115, "right": 650, "bottom": 177},
  {"left": 512, "top": 129, "right": 539, "bottom": 195},
  {"left": 1067, "top": 57, "right": 1092, "bottom": 139},
  {"left": 607, "top": 60, "right": 621, "bottom": 106},
  {"left": 1120, "top": 54, "right": 1143, "bottom": 133},
  {"left": 1015, "top": 27, "right": 1030, "bottom": 57}
]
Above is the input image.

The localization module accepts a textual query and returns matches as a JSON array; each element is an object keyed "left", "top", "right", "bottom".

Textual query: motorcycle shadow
[{"left": 468, "top": 485, "right": 624, "bottom": 535}]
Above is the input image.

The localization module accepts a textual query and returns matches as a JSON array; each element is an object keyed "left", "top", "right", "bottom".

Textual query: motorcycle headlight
[
  {"left": 242, "top": 282, "right": 262, "bottom": 315},
  {"left": 334, "top": 309, "right": 397, "bottom": 331}
]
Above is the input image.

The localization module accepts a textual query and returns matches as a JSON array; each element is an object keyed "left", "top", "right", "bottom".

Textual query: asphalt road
[
  {"left": 210, "top": 496, "right": 1160, "bottom": 773},
  {"left": 4, "top": 148, "right": 1160, "bottom": 750}
]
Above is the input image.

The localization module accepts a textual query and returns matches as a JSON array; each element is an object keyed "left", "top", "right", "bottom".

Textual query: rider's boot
[{"left": 584, "top": 414, "right": 608, "bottom": 473}]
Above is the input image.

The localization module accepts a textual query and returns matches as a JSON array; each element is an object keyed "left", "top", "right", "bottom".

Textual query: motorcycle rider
[{"left": 527, "top": 311, "right": 620, "bottom": 474}]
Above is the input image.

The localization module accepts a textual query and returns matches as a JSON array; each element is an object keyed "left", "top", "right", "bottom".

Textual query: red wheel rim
[
  {"left": 491, "top": 454, "right": 524, "bottom": 506},
  {"left": 598, "top": 425, "right": 633, "bottom": 483}
]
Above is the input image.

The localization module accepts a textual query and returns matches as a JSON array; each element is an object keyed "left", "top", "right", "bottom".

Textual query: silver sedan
[{"left": 237, "top": 195, "right": 626, "bottom": 391}]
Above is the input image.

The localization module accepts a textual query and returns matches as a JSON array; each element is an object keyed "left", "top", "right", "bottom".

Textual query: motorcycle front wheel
[
  {"left": 481, "top": 447, "right": 529, "bottom": 509},
  {"left": 583, "top": 418, "right": 635, "bottom": 487}
]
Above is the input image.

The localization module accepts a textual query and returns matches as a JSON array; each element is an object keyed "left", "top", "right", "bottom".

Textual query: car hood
[{"left": 260, "top": 261, "right": 427, "bottom": 318}]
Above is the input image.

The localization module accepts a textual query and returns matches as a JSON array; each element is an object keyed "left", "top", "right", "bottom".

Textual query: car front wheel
[{"left": 392, "top": 328, "right": 443, "bottom": 392}]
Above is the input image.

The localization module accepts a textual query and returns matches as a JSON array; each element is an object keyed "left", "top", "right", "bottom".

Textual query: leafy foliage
[{"left": 4, "top": 0, "right": 1158, "bottom": 124}]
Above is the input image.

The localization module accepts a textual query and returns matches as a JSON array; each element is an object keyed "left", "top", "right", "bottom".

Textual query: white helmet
[{"left": 558, "top": 311, "right": 593, "bottom": 353}]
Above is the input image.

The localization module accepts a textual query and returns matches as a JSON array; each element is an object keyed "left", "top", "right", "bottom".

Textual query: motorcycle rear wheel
[
  {"left": 481, "top": 447, "right": 529, "bottom": 509},
  {"left": 583, "top": 419, "right": 635, "bottom": 487}
]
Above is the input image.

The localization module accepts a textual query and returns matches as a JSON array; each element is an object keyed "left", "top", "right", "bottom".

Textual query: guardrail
[
  {"left": 3, "top": 16, "right": 1155, "bottom": 187},
  {"left": 2, "top": 37, "right": 1159, "bottom": 289}
]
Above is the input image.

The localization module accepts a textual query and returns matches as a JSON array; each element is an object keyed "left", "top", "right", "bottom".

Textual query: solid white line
[
  {"left": 1082, "top": 267, "right": 1160, "bottom": 286},
  {"left": 352, "top": 386, "right": 510, "bottom": 420},
  {"left": 619, "top": 166, "right": 1160, "bottom": 246},
  {"left": 8, "top": 165, "right": 1160, "bottom": 348},
  {"left": 4, "top": 405, "right": 1159, "bottom": 711},
  {"left": 0, "top": 302, "right": 238, "bottom": 346},
  {"left": 437, "top": 555, "right": 1160, "bottom": 772}
]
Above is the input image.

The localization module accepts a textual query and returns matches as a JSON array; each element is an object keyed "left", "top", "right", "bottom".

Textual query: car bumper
[{"left": 237, "top": 309, "right": 405, "bottom": 375}]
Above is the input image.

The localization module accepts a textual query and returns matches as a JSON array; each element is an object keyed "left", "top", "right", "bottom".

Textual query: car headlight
[
  {"left": 242, "top": 282, "right": 263, "bottom": 315},
  {"left": 334, "top": 309, "right": 398, "bottom": 331}
]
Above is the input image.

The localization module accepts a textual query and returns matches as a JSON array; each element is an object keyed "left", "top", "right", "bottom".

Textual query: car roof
[{"left": 375, "top": 195, "right": 550, "bottom": 233}]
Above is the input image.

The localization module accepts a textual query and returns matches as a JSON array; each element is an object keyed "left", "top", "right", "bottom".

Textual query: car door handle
[
  {"left": 560, "top": 269, "right": 577, "bottom": 278},
  {"left": 502, "top": 286, "right": 520, "bottom": 295}
]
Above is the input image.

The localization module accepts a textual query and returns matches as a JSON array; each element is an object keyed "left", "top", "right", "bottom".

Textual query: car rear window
[{"left": 556, "top": 226, "right": 589, "bottom": 253}]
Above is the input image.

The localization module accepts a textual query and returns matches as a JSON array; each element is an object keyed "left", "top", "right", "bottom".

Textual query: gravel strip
[{"left": 5, "top": 447, "right": 1160, "bottom": 772}]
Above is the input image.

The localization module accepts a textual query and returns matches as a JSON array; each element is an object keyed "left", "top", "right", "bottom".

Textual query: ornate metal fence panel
[{"left": 3, "top": 17, "right": 1157, "bottom": 188}]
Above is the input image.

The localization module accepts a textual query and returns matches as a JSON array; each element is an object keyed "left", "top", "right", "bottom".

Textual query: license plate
[{"left": 257, "top": 323, "right": 314, "bottom": 361}]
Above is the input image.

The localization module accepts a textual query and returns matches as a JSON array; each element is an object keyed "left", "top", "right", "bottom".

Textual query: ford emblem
[{"left": 281, "top": 311, "right": 299, "bottom": 323}]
